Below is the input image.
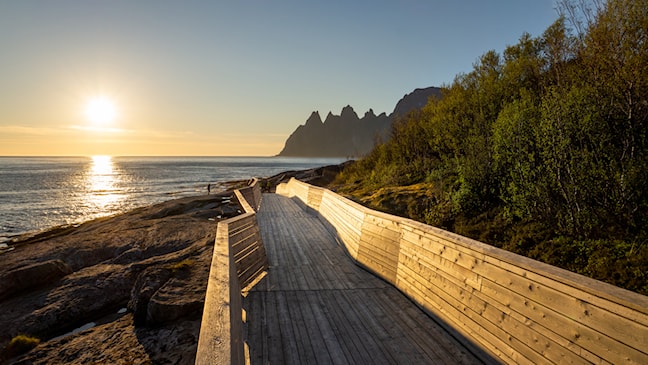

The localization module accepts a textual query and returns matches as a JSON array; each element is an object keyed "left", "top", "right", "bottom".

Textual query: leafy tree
[
  {"left": 492, "top": 89, "right": 543, "bottom": 220},
  {"left": 334, "top": 0, "right": 648, "bottom": 294}
]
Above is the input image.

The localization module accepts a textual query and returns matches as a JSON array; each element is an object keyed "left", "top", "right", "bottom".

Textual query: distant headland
[{"left": 277, "top": 86, "right": 441, "bottom": 158}]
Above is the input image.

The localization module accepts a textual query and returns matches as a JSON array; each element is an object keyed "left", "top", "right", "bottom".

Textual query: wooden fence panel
[{"left": 276, "top": 178, "right": 648, "bottom": 365}]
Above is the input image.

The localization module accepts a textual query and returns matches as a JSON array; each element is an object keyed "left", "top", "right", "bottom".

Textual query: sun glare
[
  {"left": 91, "top": 155, "right": 113, "bottom": 175},
  {"left": 86, "top": 155, "right": 121, "bottom": 209},
  {"left": 85, "top": 96, "right": 117, "bottom": 125}
]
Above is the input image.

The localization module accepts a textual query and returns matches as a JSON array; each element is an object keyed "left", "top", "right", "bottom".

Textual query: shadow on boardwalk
[{"left": 243, "top": 193, "right": 495, "bottom": 364}]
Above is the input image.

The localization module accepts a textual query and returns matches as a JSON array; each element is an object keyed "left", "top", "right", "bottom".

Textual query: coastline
[
  {"left": 0, "top": 164, "right": 343, "bottom": 364},
  {"left": 0, "top": 156, "right": 347, "bottom": 241},
  {"left": 0, "top": 178, "right": 249, "bottom": 248},
  {"left": 0, "top": 186, "right": 245, "bottom": 364}
]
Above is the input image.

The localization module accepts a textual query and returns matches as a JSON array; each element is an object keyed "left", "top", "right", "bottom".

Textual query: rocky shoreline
[
  {"left": 0, "top": 164, "right": 346, "bottom": 364},
  {"left": 0, "top": 186, "right": 246, "bottom": 364}
]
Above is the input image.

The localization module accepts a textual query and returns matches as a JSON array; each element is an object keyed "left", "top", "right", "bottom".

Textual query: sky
[{"left": 0, "top": 1, "right": 561, "bottom": 156}]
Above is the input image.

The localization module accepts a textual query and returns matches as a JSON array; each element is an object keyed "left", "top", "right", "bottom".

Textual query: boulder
[
  {"left": 147, "top": 278, "right": 204, "bottom": 325},
  {"left": 19, "top": 264, "right": 135, "bottom": 339},
  {"left": 128, "top": 267, "right": 172, "bottom": 326},
  {"left": 0, "top": 259, "right": 72, "bottom": 300}
]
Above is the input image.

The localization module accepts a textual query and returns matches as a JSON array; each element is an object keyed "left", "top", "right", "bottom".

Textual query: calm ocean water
[{"left": 0, "top": 156, "right": 344, "bottom": 241}]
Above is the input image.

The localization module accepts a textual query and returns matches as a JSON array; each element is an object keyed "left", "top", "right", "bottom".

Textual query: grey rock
[
  {"left": 129, "top": 267, "right": 172, "bottom": 326},
  {"left": 0, "top": 259, "right": 72, "bottom": 300},
  {"left": 147, "top": 278, "right": 204, "bottom": 325}
]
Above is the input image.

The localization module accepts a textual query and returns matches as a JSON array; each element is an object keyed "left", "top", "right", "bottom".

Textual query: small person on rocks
[{"left": 207, "top": 183, "right": 211, "bottom": 195}]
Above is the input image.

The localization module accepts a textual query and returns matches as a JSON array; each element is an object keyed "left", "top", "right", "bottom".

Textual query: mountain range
[{"left": 277, "top": 86, "right": 441, "bottom": 157}]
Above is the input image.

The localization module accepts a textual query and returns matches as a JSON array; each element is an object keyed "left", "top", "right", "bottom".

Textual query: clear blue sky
[{"left": 0, "top": 1, "right": 561, "bottom": 156}]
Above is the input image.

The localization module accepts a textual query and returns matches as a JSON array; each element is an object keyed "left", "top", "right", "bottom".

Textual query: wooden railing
[
  {"left": 196, "top": 181, "right": 266, "bottom": 365},
  {"left": 238, "top": 178, "right": 262, "bottom": 212},
  {"left": 277, "top": 178, "right": 648, "bottom": 365}
]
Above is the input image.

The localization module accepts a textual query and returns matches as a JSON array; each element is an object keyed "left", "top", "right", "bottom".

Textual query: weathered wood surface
[
  {"left": 237, "top": 178, "right": 262, "bottom": 212},
  {"left": 276, "top": 177, "right": 648, "bottom": 365},
  {"left": 196, "top": 216, "right": 246, "bottom": 365},
  {"left": 196, "top": 181, "right": 266, "bottom": 365},
  {"left": 243, "top": 193, "right": 487, "bottom": 364}
]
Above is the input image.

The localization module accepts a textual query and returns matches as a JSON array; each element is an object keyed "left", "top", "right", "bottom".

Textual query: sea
[{"left": 0, "top": 156, "right": 345, "bottom": 242}]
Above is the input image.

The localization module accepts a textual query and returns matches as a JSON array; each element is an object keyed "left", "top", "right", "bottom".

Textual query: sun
[{"left": 84, "top": 96, "right": 118, "bottom": 125}]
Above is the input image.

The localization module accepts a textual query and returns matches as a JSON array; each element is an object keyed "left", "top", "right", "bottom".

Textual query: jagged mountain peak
[
  {"left": 278, "top": 86, "right": 441, "bottom": 157},
  {"left": 340, "top": 105, "right": 357, "bottom": 119},
  {"left": 305, "top": 111, "right": 323, "bottom": 126}
]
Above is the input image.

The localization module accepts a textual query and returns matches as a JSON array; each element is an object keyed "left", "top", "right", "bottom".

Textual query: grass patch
[
  {"left": 2, "top": 334, "right": 40, "bottom": 359},
  {"left": 166, "top": 259, "right": 194, "bottom": 273}
]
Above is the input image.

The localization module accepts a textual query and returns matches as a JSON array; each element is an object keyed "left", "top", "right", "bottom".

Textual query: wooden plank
[
  {"left": 226, "top": 213, "right": 256, "bottom": 232},
  {"left": 248, "top": 193, "right": 486, "bottom": 364},
  {"left": 401, "top": 228, "right": 485, "bottom": 284},
  {"left": 196, "top": 220, "right": 244, "bottom": 365},
  {"left": 274, "top": 291, "right": 303, "bottom": 364},
  {"left": 378, "top": 286, "right": 484, "bottom": 364},
  {"left": 418, "top": 262, "right": 590, "bottom": 365},
  {"left": 354, "top": 288, "right": 436, "bottom": 364},
  {"left": 314, "top": 292, "right": 357, "bottom": 364},
  {"left": 396, "top": 259, "right": 524, "bottom": 364},
  {"left": 231, "top": 229, "right": 260, "bottom": 254},
  {"left": 359, "top": 226, "right": 400, "bottom": 256},
  {"left": 322, "top": 215, "right": 363, "bottom": 240},
  {"left": 296, "top": 290, "right": 337, "bottom": 364},
  {"left": 479, "top": 278, "right": 606, "bottom": 364},
  {"left": 307, "top": 188, "right": 324, "bottom": 210},
  {"left": 321, "top": 209, "right": 363, "bottom": 240},
  {"left": 399, "top": 240, "right": 482, "bottom": 292},
  {"left": 303, "top": 291, "right": 350, "bottom": 364},
  {"left": 404, "top": 219, "right": 648, "bottom": 321},
  {"left": 318, "top": 290, "right": 379, "bottom": 364},
  {"left": 321, "top": 192, "right": 366, "bottom": 221},
  {"left": 481, "top": 253, "right": 648, "bottom": 326},
  {"left": 233, "top": 240, "right": 263, "bottom": 269},
  {"left": 355, "top": 253, "right": 397, "bottom": 282},
  {"left": 262, "top": 291, "right": 284, "bottom": 364},
  {"left": 479, "top": 274, "right": 646, "bottom": 364},
  {"left": 243, "top": 292, "right": 267, "bottom": 364},
  {"left": 476, "top": 258, "right": 648, "bottom": 361},
  {"left": 284, "top": 290, "right": 319, "bottom": 364},
  {"left": 332, "top": 289, "right": 394, "bottom": 365},
  {"left": 356, "top": 219, "right": 401, "bottom": 280}
]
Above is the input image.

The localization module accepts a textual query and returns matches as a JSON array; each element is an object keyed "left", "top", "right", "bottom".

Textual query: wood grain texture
[
  {"left": 196, "top": 220, "right": 244, "bottom": 365},
  {"left": 197, "top": 180, "right": 267, "bottom": 365},
  {"left": 276, "top": 178, "right": 648, "bottom": 365},
  {"left": 244, "top": 193, "right": 486, "bottom": 364}
]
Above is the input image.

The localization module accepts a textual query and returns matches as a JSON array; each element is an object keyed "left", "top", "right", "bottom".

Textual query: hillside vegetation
[{"left": 333, "top": 0, "right": 648, "bottom": 295}]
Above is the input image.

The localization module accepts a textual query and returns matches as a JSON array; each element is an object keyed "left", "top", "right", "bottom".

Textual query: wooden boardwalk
[{"left": 243, "top": 194, "right": 486, "bottom": 364}]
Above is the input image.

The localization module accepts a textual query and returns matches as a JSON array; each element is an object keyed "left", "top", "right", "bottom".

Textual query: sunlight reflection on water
[
  {"left": 85, "top": 155, "right": 123, "bottom": 211},
  {"left": 0, "top": 156, "right": 346, "bottom": 238}
]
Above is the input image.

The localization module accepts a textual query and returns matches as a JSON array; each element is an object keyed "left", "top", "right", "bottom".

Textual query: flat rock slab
[{"left": 0, "top": 193, "right": 238, "bottom": 364}]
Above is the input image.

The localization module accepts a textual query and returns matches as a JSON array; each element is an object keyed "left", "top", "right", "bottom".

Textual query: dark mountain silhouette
[
  {"left": 277, "top": 86, "right": 441, "bottom": 157},
  {"left": 277, "top": 106, "right": 390, "bottom": 157},
  {"left": 391, "top": 86, "right": 442, "bottom": 120}
]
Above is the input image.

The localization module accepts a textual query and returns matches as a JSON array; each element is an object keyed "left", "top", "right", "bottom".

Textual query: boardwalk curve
[
  {"left": 243, "top": 193, "right": 486, "bottom": 364},
  {"left": 197, "top": 179, "right": 648, "bottom": 364}
]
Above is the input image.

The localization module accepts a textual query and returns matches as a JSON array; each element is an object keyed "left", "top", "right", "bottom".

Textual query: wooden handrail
[
  {"left": 196, "top": 180, "right": 266, "bottom": 365},
  {"left": 277, "top": 177, "right": 648, "bottom": 364}
]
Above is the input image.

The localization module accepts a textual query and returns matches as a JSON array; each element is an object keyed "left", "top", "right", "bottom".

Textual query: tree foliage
[{"left": 335, "top": 0, "right": 648, "bottom": 294}]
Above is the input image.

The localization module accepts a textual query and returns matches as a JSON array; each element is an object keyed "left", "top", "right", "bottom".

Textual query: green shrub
[{"left": 330, "top": 0, "right": 648, "bottom": 295}]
